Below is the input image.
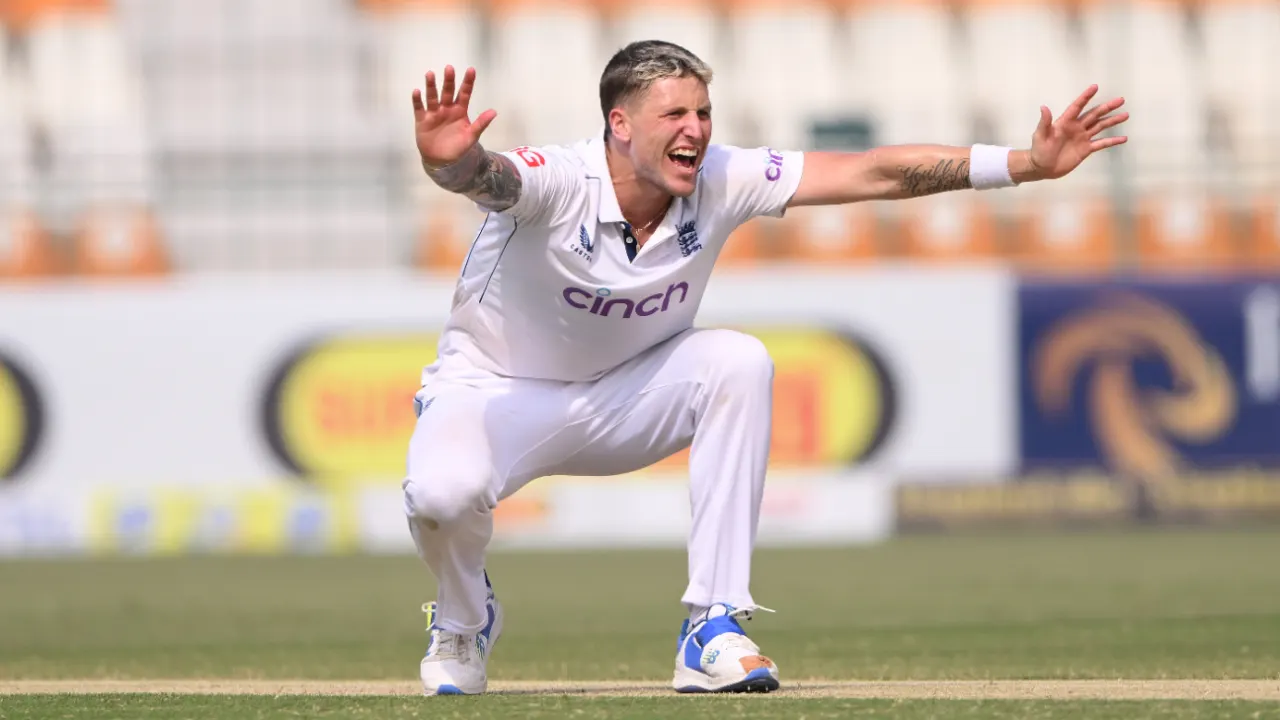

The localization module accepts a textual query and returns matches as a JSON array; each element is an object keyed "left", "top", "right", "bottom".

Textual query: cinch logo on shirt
[{"left": 561, "top": 282, "right": 690, "bottom": 318}]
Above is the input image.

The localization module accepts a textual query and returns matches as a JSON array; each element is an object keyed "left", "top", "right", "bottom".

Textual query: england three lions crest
[{"left": 676, "top": 220, "right": 702, "bottom": 258}]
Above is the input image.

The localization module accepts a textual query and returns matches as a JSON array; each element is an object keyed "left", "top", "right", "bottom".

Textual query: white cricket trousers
[{"left": 401, "top": 328, "right": 774, "bottom": 634}]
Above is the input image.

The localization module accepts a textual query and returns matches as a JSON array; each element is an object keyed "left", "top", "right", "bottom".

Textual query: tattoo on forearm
[
  {"left": 425, "top": 147, "right": 523, "bottom": 212},
  {"left": 898, "top": 159, "right": 972, "bottom": 197}
]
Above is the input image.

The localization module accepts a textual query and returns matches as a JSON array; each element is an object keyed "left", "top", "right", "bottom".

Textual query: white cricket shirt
[{"left": 425, "top": 134, "right": 805, "bottom": 384}]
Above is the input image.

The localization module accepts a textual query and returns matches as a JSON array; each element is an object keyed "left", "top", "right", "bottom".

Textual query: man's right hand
[
  {"left": 413, "top": 65, "right": 498, "bottom": 170},
  {"left": 411, "top": 65, "right": 523, "bottom": 213}
]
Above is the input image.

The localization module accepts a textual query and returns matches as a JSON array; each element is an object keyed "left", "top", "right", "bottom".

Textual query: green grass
[
  {"left": 3, "top": 528, "right": 1280, "bottom": 681},
  {"left": 1, "top": 528, "right": 1279, "bottom": 718},
  {"left": 0, "top": 697, "right": 1277, "bottom": 720}
]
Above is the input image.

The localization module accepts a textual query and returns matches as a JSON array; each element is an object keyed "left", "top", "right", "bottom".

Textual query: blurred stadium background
[
  {"left": 0, "top": 0, "right": 1276, "bottom": 274},
  {"left": 1, "top": 1, "right": 1280, "bottom": 696}
]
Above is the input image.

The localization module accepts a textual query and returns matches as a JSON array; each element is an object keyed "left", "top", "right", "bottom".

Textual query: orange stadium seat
[
  {"left": 70, "top": 204, "right": 170, "bottom": 277},
  {"left": 0, "top": 0, "right": 109, "bottom": 28},
  {"left": 416, "top": 193, "right": 485, "bottom": 275},
  {"left": 0, "top": 209, "right": 62, "bottom": 278},
  {"left": 898, "top": 194, "right": 999, "bottom": 262},
  {"left": 1247, "top": 193, "right": 1280, "bottom": 269},
  {"left": 1011, "top": 193, "right": 1118, "bottom": 274},
  {"left": 774, "top": 204, "right": 878, "bottom": 264},
  {"left": 1134, "top": 192, "right": 1239, "bottom": 273},
  {"left": 719, "top": 216, "right": 764, "bottom": 266},
  {"left": 357, "top": 0, "right": 442, "bottom": 8}
]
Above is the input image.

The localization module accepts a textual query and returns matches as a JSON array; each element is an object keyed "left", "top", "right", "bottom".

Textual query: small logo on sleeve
[
  {"left": 764, "top": 148, "right": 785, "bottom": 182},
  {"left": 513, "top": 147, "right": 546, "bottom": 168}
]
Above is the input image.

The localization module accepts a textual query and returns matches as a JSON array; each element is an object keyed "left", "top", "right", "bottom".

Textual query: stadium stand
[
  {"left": 775, "top": 203, "right": 880, "bottom": 265},
  {"left": 488, "top": 0, "right": 615, "bottom": 149},
  {"left": 112, "top": 0, "right": 402, "bottom": 272},
  {"left": 723, "top": 0, "right": 845, "bottom": 153},
  {"left": 1201, "top": 0, "right": 1280, "bottom": 197},
  {"left": 1251, "top": 194, "right": 1280, "bottom": 269},
  {"left": 0, "top": 9, "right": 50, "bottom": 277},
  {"left": 24, "top": 0, "right": 160, "bottom": 278},
  {"left": 1134, "top": 189, "right": 1239, "bottom": 273},
  {"left": 0, "top": 0, "right": 1275, "bottom": 276},
  {"left": 359, "top": 0, "right": 490, "bottom": 274}
]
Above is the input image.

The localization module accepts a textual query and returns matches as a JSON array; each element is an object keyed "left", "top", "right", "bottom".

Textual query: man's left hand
[{"left": 1022, "top": 85, "right": 1129, "bottom": 182}]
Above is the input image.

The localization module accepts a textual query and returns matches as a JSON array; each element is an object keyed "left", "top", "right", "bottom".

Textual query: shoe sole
[{"left": 674, "top": 667, "right": 780, "bottom": 694}]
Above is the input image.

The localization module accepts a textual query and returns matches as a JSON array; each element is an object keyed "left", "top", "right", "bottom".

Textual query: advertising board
[
  {"left": 1019, "top": 278, "right": 1280, "bottom": 476},
  {"left": 896, "top": 276, "right": 1280, "bottom": 533},
  {"left": 0, "top": 268, "right": 1012, "bottom": 552}
]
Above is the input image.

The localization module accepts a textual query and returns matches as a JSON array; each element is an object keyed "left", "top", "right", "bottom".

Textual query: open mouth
[{"left": 667, "top": 149, "right": 698, "bottom": 171}]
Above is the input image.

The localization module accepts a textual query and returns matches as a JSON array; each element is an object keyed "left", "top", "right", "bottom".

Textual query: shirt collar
[{"left": 582, "top": 130, "right": 626, "bottom": 224}]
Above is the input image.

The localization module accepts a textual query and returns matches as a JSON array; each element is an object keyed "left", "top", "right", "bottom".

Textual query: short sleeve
[
  {"left": 704, "top": 145, "right": 805, "bottom": 223},
  {"left": 492, "top": 145, "right": 582, "bottom": 223}
]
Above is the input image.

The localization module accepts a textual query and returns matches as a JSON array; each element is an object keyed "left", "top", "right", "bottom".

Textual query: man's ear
[{"left": 608, "top": 107, "right": 631, "bottom": 143}]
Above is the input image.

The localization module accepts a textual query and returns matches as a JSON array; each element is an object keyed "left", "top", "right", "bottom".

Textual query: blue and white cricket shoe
[
  {"left": 673, "top": 604, "right": 780, "bottom": 693},
  {"left": 419, "top": 572, "right": 503, "bottom": 696}
]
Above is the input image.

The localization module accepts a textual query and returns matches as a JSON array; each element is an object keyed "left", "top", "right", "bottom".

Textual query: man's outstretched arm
[
  {"left": 414, "top": 65, "right": 524, "bottom": 213},
  {"left": 790, "top": 145, "right": 1043, "bottom": 205},
  {"left": 787, "top": 85, "right": 1128, "bottom": 207}
]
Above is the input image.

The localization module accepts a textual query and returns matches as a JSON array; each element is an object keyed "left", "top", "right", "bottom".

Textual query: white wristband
[{"left": 969, "top": 144, "right": 1017, "bottom": 190}]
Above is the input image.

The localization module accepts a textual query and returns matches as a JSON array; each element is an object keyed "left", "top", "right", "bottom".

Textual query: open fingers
[
  {"left": 454, "top": 67, "right": 477, "bottom": 113},
  {"left": 1083, "top": 97, "right": 1125, "bottom": 127},
  {"left": 1092, "top": 112, "right": 1130, "bottom": 135},
  {"left": 1076, "top": 104, "right": 1101, "bottom": 124},
  {"left": 1091, "top": 136, "right": 1128, "bottom": 152},
  {"left": 1064, "top": 84, "right": 1099, "bottom": 120},
  {"left": 440, "top": 65, "right": 457, "bottom": 106},
  {"left": 470, "top": 108, "right": 498, "bottom": 139},
  {"left": 424, "top": 71, "right": 440, "bottom": 113},
  {"left": 412, "top": 89, "right": 426, "bottom": 119}
]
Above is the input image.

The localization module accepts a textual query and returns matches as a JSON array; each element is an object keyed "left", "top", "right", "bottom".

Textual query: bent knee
[
  {"left": 403, "top": 469, "right": 493, "bottom": 526},
  {"left": 698, "top": 329, "right": 774, "bottom": 383}
]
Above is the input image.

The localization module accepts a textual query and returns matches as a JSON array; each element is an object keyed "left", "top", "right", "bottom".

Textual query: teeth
[{"left": 671, "top": 149, "right": 696, "bottom": 158}]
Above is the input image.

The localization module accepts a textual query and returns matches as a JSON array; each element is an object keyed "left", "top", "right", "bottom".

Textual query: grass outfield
[
  {"left": 1, "top": 528, "right": 1279, "bottom": 718},
  {"left": 1, "top": 696, "right": 1278, "bottom": 719}
]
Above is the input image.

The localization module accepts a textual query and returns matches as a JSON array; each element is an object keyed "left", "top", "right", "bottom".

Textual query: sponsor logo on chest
[{"left": 561, "top": 282, "right": 690, "bottom": 319}]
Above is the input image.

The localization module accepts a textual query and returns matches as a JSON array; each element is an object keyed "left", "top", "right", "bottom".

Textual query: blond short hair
[{"left": 599, "top": 41, "right": 713, "bottom": 138}]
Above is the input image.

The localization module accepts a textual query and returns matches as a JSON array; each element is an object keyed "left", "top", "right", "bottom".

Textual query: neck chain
[{"left": 625, "top": 205, "right": 666, "bottom": 235}]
